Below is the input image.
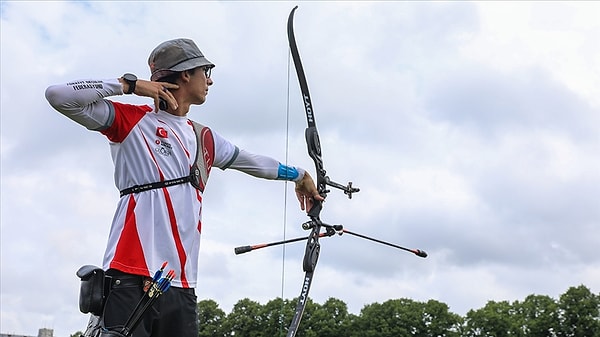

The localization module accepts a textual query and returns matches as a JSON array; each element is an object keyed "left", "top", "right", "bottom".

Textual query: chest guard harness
[{"left": 119, "top": 121, "right": 214, "bottom": 197}]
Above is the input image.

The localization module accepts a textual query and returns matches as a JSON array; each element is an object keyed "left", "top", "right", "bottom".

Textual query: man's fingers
[
  {"left": 158, "top": 84, "right": 178, "bottom": 110},
  {"left": 297, "top": 194, "right": 306, "bottom": 211}
]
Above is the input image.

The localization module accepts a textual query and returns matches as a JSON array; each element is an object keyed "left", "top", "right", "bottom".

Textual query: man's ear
[{"left": 181, "top": 70, "right": 192, "bottom": 83}]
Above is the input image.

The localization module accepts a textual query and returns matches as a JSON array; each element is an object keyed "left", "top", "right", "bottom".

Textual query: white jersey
[{"left": 45, "top": 78, "right": 304, "bottom": 288}]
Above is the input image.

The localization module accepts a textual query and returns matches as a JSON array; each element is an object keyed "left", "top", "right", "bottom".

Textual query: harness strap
[{"left": 119, "top": 176, "right": 192, "bottom": 197}]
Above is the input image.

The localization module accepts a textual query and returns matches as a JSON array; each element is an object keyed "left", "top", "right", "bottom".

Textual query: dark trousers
[{"left": 103, "top": 269, "right": 198, "bottom": 337}]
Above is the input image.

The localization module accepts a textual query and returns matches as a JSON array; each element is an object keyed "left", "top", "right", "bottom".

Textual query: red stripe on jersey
[
  {"left": 101, "top": 102, "right": 152, "bottom": 143},
  {"left": 162, "top": 188, "right": 189, "bottom": 288},
  {"left": 110, "top": 196, "right": 149, "bottom": 276},
  {"left": 141, "top": 131, "right": 165, "bottom": 181}
]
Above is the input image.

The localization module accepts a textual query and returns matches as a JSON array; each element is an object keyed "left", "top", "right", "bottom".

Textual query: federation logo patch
[{"left": 154, "top": 139, "right": 173, "bottom": 157}]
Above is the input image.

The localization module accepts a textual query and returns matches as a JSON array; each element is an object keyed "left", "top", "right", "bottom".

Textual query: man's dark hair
[{"left": 157, "top": 67, "right": 198, "bottom": 84}]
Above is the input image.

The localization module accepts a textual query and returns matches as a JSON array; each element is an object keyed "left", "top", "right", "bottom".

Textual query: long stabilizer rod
[{"left": 234, "top": 227, "right": 427, "bottom": 258}]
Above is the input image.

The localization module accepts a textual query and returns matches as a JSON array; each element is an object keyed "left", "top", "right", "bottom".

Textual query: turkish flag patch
[{"left": 156, "top": 127, "right": 168, "bottom": 138}]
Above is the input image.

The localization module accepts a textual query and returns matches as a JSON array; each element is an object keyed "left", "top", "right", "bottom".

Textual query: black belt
[
  {"left": 105, "top": 269, "right": 194, "bottom": 293},
  {"left": 105, "top": 269, "right": 149, "bottom": 288},
  {"left": 119, "top": 175, "right": 192, "bottom": 197}
]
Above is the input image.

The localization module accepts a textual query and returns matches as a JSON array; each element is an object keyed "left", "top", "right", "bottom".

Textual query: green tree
[
  {"left": 301, "top": 297, "right": 354, "bottom": 337},
  {"left": 351, "top": 298, "right": 427, "bottom": 337},
  {"left": 463, "top": 300, "right": 518, "bottom": 337},
  {"left": 222, "top": 298, "right": 263, "bottom": 337},
  {"left": 197, "top": 299, "right": 227, "bottom": 337},
  {"left": 422, "top": 299, "right": 463, "bottom": 337},
  {"left": 557, "top": 285, "right": 600, "bottom": 337},
  {"left": 68, "top": 284, "right": 600, "bottom": 337},
  {"left": 258, "top": 297, "right": 294, "bottom": 337},
  {"left": 512, "top": 294, "right": 559, "bottom": 337}
]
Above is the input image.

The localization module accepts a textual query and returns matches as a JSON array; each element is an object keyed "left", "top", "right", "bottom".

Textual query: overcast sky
[{"left": 2, "top": 1, "right": 599, "bottom": 336}]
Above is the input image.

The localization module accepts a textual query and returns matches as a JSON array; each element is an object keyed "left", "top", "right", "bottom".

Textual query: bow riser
[{"left": 305, "top": 127, "right": 326, "bottom": 191}]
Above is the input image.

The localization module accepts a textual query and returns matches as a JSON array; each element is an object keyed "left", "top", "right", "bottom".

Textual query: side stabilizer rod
[
  {"left": 234, "top": 232, "right": 336, "bottom": 255},
  {"left": 341, "top": 229, "right": 427, "bottom": 258}
]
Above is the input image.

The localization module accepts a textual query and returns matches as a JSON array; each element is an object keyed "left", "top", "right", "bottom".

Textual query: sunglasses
[{"left": 201, "top": 66, "right": 212, "bottom": 79}]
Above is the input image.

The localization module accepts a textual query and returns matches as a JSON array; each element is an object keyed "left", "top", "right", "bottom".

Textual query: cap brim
[{"left": 151, "top": 57, "right": 214, "bottom": 81}]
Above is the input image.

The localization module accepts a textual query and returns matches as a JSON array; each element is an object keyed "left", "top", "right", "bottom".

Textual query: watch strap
[{"left": 122, "top": 73, "right": 137, "bottom": 94}]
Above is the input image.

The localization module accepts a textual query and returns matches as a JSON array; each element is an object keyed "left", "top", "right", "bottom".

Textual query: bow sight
[{"left": 306, "top": 126, "right": 360, "bottom": 199}]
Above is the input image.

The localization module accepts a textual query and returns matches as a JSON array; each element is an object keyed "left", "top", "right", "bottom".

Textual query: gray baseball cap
[{"left": 148, "top": 38, "right": 214, "bottom": 81}]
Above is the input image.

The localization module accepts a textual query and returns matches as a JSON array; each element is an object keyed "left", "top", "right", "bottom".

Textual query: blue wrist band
[{"left": 277, "top": 163, "right": 299, "bottom": 181}]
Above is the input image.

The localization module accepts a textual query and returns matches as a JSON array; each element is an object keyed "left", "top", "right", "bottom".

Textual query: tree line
[{"left": 72, "top": 284, "right": 599, "bottom": 337}]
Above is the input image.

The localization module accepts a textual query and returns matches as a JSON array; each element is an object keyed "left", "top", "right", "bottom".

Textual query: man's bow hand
[{"left": 294, "top": 172, "right": 325, "bottom": 212}]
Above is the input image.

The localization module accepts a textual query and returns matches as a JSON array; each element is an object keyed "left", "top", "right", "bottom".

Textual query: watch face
[{"left": 124, "top": 73, "right": 137, "bottom": 81}]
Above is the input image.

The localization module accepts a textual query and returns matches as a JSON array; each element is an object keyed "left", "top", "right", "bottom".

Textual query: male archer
[{"left": 46, "top": 38, "right": 323, "bottom": 337}]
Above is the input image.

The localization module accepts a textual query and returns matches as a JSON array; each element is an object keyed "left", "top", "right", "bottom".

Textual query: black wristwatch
[{"left": 122, "top": 73, "right": 137, "bottom": 94}]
